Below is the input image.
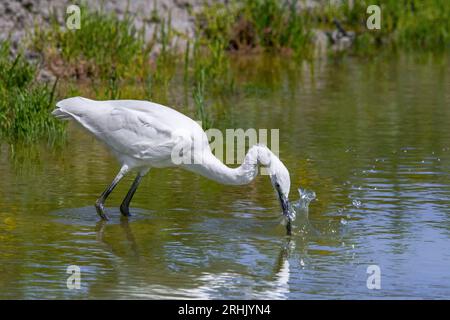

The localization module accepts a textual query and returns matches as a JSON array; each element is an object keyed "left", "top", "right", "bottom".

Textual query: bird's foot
[
  {"left": 95, "top": 200, "right": 109, "bottom": 220},
  {"left": 120, "top": 204, "right": 131, "bottom": 217}
]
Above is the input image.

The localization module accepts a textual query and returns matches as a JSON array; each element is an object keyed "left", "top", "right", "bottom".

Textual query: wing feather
[{"left": 53, "top": 97, "right": 205, "bottom": 165}]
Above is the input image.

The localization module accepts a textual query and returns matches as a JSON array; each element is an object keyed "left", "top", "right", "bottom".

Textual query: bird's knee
[{"left": 95, "top": 199, "right": 104, "bottom": 209}]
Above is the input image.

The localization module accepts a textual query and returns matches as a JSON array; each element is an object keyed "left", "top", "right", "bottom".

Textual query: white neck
[{"left": 182, "top": 144, "right": 274, "bottom": 185}]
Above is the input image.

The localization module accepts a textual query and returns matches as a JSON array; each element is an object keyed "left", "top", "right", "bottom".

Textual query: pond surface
[{"left": 1, "top": 53, "right": 450, "bottom": 299}]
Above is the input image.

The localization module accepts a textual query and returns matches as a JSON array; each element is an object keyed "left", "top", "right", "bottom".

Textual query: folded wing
[{"left": 52, "top": 97, "right": 207, "bottom": 164}]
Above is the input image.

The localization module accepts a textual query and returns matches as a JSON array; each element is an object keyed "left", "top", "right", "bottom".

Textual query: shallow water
[{"left": 1, "top": 53, "right": 450, "bottom": 299}]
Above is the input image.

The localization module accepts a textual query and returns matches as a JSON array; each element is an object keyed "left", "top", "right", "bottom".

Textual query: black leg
[
  {"left": 95, "top": 165, "right": 129, "bottom": 220},
  {"left": 120, "top": 172, "right": 144, "bottom": 217},
  {"left": 286, "top": 219, "right": 292, "bottom": 236}
]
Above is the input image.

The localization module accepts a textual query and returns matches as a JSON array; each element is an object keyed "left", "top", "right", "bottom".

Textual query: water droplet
[
  {"left": 352, "top": 199, "right": 362, "bottom": 208},
  {"left": 293, "top": 188, "right": 316, "bottom": 216}
]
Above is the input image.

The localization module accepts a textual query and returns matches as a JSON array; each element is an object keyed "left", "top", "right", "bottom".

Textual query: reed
[
  {"left": 0, "top": 41, "right": 65, "bottom": 142},
  {"left": 32, "top": 4, "right": 150, "bottom": 80},
  {"left": 193, "top": 68, "right": 212, "bottom": 130}
]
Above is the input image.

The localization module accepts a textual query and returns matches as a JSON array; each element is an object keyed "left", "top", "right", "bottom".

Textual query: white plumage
[{"left": 53, "top": 97, "right": 294, "bottom": 234}]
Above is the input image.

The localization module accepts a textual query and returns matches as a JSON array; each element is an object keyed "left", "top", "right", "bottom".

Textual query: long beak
[{"left": 277, "top": 191, "right": 293, "bottom": 236}]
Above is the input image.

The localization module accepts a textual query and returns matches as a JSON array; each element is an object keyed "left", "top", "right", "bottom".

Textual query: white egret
[{"left": 52, "top": 97, "right": 294, "bottom": 234}]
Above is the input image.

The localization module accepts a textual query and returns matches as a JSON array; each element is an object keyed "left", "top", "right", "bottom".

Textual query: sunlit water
[{"left": 1, "top": 54, "right": 450, "bottom": 299}]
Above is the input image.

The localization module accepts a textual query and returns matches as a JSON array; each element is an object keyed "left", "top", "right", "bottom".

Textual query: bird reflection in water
[
  {"left": 96, "top": 217, "right": 140, "bottom": 259},
  {"left": 94, "top": 217, "right": 297, "bottom": 299}
]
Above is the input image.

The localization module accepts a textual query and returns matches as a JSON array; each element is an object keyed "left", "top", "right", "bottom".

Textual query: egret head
[{"left": 268, "top": 157, "right": 292, "bottom": 220}]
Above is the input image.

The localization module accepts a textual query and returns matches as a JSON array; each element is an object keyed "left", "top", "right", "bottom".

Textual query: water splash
[
  {"left": 352, "top": 199, "right": 362, "bottom": 208},
  {"left": 292, "top": 188, "right": 316, "bottom": 218},
  {"left": 282, "top": 187, "right": 322, "bottom": 237}
]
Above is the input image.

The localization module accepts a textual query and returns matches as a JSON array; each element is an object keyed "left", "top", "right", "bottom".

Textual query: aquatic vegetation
[
  {"left": 183, "top": 40, "right": 190, "bottom": 84},
  {"left": 193, "top": 68, "right": 213, "bottom": 130},
  {"left": 195, "top": 0, "right": 313, "bottom": 58},
  {"left": 244, "top": 0, "right": 313, "bottom": 56},
  {"left": 0, "top": 41, "right": 65, "bottom": 143},
  {"left": 31, "top": 4, "right": 181, "bottom": 101},
  {"left": 392, "top": 0, "right": 450, "bottom": 50},
  {"left": 318, "top": 0, "right": 450, "bottom": 51},
  {"left": 194, "top": 1, "right": 236, "bottom": 49},
  {"left": 149, "top": 15, "right": 179, "bottom": 96},
  {"left": 105, "top": 68, "right": 120, "bottom": 100},
  {"left": 32, "top": 4, "right": 151, "bottom": 80},
  {"left": 2, "top": 0, "right": 449, "bottom": 143},
  {"left": 30, "top": 0, "right": 450, "bottom": 86}
]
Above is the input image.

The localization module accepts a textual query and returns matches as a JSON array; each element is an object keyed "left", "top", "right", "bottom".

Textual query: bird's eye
[{"left": 275, "top": 183, "right": 280, "bottom": 188}]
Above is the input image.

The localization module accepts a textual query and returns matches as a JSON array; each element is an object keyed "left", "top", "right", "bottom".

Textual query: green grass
[
  {"left": 244, "top": 0, "right": 313, "bottom": 56},
  {"left": 195, "top": 0, "right": 313, "bottom": 58},
  {"left": 316, "top": 0, "right": 450, "bottom": 52},
  {"left": 0, "top": 41, "right": 65, "bottom": 143},
  {"left": 1, "top": 0, "right": 449, "bottom": 143},
  {"left": 29, "top": 0, "right": 450, "bottom": 85},
  {"left": 31, "top": 4, "right": 180, "bottom": 100},
  {"left": 148, "top": 15, "right": 179, "bottom": 97},
  {"left": 193, "top": 67, "right": 213, "bottom": 130},
  {"left": 194, "top": 0, "right": 450, "bottom": 56},
  {"left": 393, "top": 0, "right": 450, "bottom": 49},
  {"left": 32, "top": 4, "right": 151, "bottom": 80}
]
